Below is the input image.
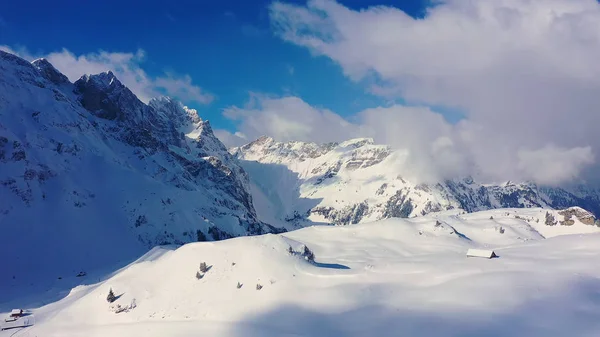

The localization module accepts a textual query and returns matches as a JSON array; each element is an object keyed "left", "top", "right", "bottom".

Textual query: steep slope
[
  {"left": 232, "top": 136, "right": 600, "bottom": 227},
  {"left": 0, "top": 51, "right": 281, "bottom": 291},
  {"left": 3, "top": 208, "right": 600, "bottom": 337}
]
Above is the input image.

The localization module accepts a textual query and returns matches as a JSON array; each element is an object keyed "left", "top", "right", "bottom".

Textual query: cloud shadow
[{"left": 225, "top": 276, "right": 600, "bottom": 337}]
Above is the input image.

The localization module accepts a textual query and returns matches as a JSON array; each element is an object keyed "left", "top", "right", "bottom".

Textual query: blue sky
[
  {"left": 2, "top": 0, "right": 599, "bottom": 184},
  {"left": 0, "top": 0, "right": 434, "bottom": 132}
]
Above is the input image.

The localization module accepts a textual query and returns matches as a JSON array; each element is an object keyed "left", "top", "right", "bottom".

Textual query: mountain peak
[
  {"left": 31, "top": 58, "right": 70, "bottom": 85},
  {"left": 339, "top": 138, "right": 375, "bottom": 149},
  {"left": 74, "top": 70, "right": 142, "bottom": 121},
  {"left": 79, "top": 70, "right": 121, "bottom": 89},
  {"left": 149, "top": 96, "right": 202, "bottom": 128}
]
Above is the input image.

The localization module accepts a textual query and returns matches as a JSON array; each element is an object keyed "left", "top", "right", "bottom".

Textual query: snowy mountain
[
  {"left": 3, "top": 208, "right": 600, "bottom": 336},
  {"left": 0, "top": 50, "right": 282, "bottom": 288},
  {"left": 232, "top": 136, "right": 600, "bottom": 227}
]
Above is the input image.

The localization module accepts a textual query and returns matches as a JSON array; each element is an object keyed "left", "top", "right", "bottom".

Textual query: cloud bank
[
  {"left": 215, "top": 0, "right": 600, "bottom": 185},
  {"left": 0, "top": 45, "right": 213, "bottom": 105}
]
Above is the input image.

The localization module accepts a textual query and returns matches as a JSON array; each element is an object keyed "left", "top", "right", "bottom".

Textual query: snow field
[{"left": 4, "top": 208, "right": 600, "bottom": 337}]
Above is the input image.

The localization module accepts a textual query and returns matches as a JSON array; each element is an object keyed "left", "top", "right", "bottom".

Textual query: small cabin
[
  {"left": 9, "top": 309, "right": 23, "bottom": 318},
  {"left": 466, "top": 249, "right": 497, "bottom": 259}
]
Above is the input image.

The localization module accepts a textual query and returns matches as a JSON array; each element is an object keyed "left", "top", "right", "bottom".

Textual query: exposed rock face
[
  {"left": 75, "top": 71, "right": 137, "bottom": 121},
  {"left": 558, "top": 207, "right": 596, "bottom": 226},
  {"left": 233, "top": 137, "right": 600, "bottom": 226},
  {"left": 545, "top": 211, "right": 558, "bottom": 226},
  {"left": 0, "top": 50, "right": 282, "bottom": 281}
]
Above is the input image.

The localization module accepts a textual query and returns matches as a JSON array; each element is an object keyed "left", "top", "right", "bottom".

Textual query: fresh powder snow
[{"left": 1, "top": 208, "right": 600, "bottom": 336}]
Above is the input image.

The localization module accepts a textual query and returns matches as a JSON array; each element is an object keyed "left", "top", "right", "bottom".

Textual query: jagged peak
[
  {"left": 198, "top": 120, "right": 213, "bottom": 134},
  {"left": 77, "top": 70, "right": 123, "bottom": 90},
  {"left": 31, "top": 57, "right": 50, "bottom": 66},
  {"left": 237, "top": 135, "right": 275, "bottom": 150},
  {"left": 254, "top": 135, "right": 274, "bottom": 144},
  {"left": 338, "top": 138, "right": 375, "bottom": 149},
  {"left": 31, "top": 58, "right": 70, "bottom": 85},
  {"left": 149, "top": 96, "right": 202, "bottom": 126}
]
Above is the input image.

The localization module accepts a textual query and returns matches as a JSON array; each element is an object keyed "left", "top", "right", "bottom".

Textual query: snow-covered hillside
[
  {"left": 233, "top": 136, "right": 600, "bottom": 227},
  {"left": 0, "top": 51, "right": 283, "bottom": 297},
  {"left": 3, "top": 208, "right": 600, "bottom": 337}
]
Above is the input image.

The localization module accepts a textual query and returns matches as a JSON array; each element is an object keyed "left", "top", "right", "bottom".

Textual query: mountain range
[
  {"left": 1, "top": 49, "right": 599, "bottom": 286},
  {"left": 233, "top": 136, "right": 600, "bottom": 228}
]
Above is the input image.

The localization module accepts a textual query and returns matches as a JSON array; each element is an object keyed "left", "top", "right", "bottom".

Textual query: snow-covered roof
[{"left": 466, "top": 249, "right": 497, "bottom": 258}]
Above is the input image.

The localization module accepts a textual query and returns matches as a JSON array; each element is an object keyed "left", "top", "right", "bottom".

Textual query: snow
[
  {"left": 466, "top": 248, "right": 496, "bottom": 258},
  {"left": 2, "top": 47, "right": 600, "bottom": 337},
  {"left": 0, "top": 50, "right": 279, "bottom": 309},
  {"left": 2, "top": 208, "right": 600, "bottom": 336},
  {"left": 233, "top": 137, "right": 600, "bottom": 228}
]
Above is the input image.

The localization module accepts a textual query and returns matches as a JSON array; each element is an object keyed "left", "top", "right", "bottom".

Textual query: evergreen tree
[
  {"left": 302, "top": 245, "right": 315, "bottom": 262},
  {"left": 107, "top": 288, "right": 116, "bottom": 303}
]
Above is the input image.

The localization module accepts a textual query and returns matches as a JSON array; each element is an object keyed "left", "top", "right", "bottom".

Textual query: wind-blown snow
[{"left": 2, "top": 208, "right": 599, "bottom": 337}]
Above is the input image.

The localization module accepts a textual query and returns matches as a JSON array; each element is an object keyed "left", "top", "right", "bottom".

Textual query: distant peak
[
  {"left": 149, "top": 96, "right": 178, "bottom": 110},
  {"left": 339, "top": 138, "right": 374, "bottom": 149},
  {"left": 32, "top": 58, "right": 70, "bottom": 85},
  {"left": 31, "top": 57, "right": 49, "bottom": 64},
  {"left": 78, "top": 70, "right": 122, "bottom": 89},
  {"left": 256, "top": 135, "right": 274, "bottom": 143}
]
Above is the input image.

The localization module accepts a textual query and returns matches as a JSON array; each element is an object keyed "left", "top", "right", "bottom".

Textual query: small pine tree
[
  {"left": 200, "top": 262, "right": 209, "bottom": 273},
  {"left": 196, "top": 271, "right": 203, "bottom": 279},
  {"left": 489, "top": 216, "right": 494, "bottom": 220},
  {"left": 256, "top": 283, "right": 263, "bottom": 290},
  {"left": 237, "top": 282, "right": 242, "bottom": 289},
  {"left": 302, "top": 245, "right": 315, "bottom": 262},
  {"left": 107, "top": 288, "right": 116, "bottom": 303}
]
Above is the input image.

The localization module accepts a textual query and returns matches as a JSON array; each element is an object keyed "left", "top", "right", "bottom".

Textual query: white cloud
[
  {"left": 262, "top": 0, "right": 600, "bottom": 185},
  {"left": 0, "top": 45, "right": 33, "bottom": 60},
  {"left": 221, "top": 95, "right": 357, "bottom": 144},
  {"left": 213, "top": 129, "right": 249, "bottom": 147},
  {"left": 517, "top": 146, "right": 594, "bottom": 185},
  {"left": 219, "top": 95, "right": 473, "bottom": 183},
  {"left": 153, "top": 74, "right": 214, "bottom": 104},
  {"left": 219, "top": 94, "right": 594, "bottom": 185},
  {"left": 1, "top": 46, "right": 213, "bottom": 105}
]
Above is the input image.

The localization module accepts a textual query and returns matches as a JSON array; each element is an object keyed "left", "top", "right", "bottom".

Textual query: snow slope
[
  {"left": 233, "top": 136, "right": 600, "bottom": 227},
  {"left": 0, "top": 51, "right": 282, "bottom": 304},
  {"left": 2, "top": 208, "right": 600, "bottom": 337}
]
